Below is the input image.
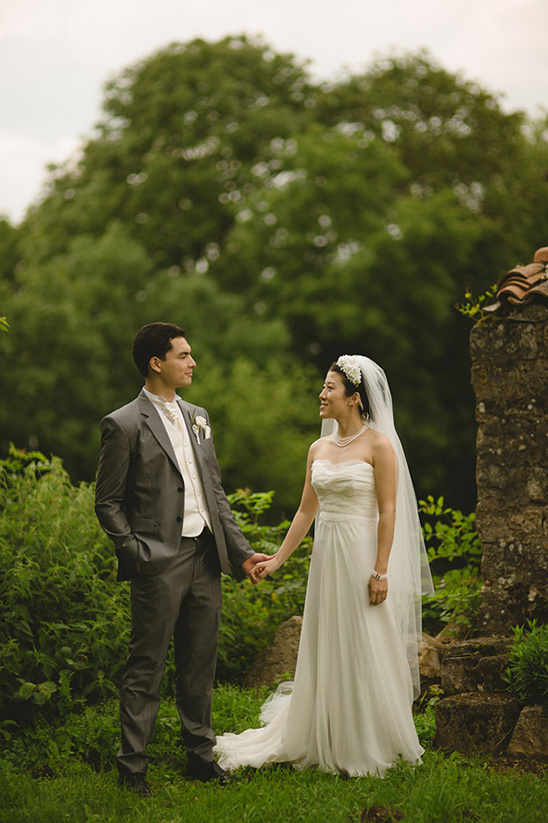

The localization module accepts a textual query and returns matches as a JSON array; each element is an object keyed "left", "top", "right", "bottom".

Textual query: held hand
[
  {"left": 242, "top": 553, "right": 270, "bottom": 585},
  {"left": 368, "top": 576, "right": 388, "bottom": 606},
  {"left": 256, "top": 555, "right": 281, "bottom": 580}
]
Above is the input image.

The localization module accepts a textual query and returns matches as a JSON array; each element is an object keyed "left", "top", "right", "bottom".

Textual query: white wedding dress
[{"left": 214, "top": 459, "right": 424, "bottom": 777}]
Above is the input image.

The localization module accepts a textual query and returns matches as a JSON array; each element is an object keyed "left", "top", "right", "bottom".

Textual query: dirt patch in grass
[
  {"left": 487, "top": 755, "right": 548, "bottom": 778},
  {"left": 359, "top": 805, "right": 403, "bottom": 822}
]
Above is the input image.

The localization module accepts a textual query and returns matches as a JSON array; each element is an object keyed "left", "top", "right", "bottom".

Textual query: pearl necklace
[{"left": 334, "top": 424, "right": 368, "bottom": 447}]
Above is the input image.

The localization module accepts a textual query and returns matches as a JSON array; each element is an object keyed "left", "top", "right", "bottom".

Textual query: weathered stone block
[
  {"left": 479, "top": 589, "right": 548, "bottom": 635},
  {"left": 435, "top": 693, "right": 521, "bottom": 755},
  {"left": 478, "top": 540, "right": 547, "bottom": 573},
  {"left": 479, "top": 567, "right": 548, "bottom": 633},
  {"left": 417, "top": 634, "right": 446, "bottom": 680},
  {"left": 470, "top": 303, "right": 548, "bottom": 361},
  {"left": 478, "top": 415, "right": 548, "bottom": 442},
  {"left": 441, "top": 637, "right": 511, "bottom": 695},
  {"left": 476, "top": 508, "right": 544, "bottom": 543},
  {"left": 447, "top": 637, "right": 512, "bottom": 657},
  {"left": 506, "top": 705, "right": 548, "bottom": 758},
  {"left": 471, "top": 363, "right": 548, "bottom": 419},
  {"left": 245, "top": 616, "right": 302, "bottom": 689},
  {"left": 471, "top": 298, "right": 548, "bottom": 633},
  {"left": 527, "top": 468, "right": 548, "bottom": 502},
  {"left": 442, "top": 654, "right": 509, "bottom": 695}
]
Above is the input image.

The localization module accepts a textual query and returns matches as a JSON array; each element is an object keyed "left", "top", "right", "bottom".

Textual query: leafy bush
[
  {"left": 1, "top": 701, "right": 120, "bottom": 774},
  {"left": 1, "top": 446, "right": 482, "bottom": 728},
  {"left": 419, "top": 495, "right": 482, "bottom": 636},
  {"left": 504, "top": 620, "right": 548, "bottom": 709},
  {"left": 0, "top": 451, "right": 308, "bottom": 724},
  {"left": 0, "top": 447, "right": 129, "bottom": 725},
  {"left": 217, "top": 490, "right": 311, "bottom": 682}
]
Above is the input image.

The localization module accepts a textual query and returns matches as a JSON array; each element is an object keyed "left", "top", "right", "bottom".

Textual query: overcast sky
[{"left": 1, "top": 0, "right": 547, "bottom": 224}]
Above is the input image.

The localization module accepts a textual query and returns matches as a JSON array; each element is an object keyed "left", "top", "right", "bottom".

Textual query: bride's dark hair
[{"left": 330, "top": 362, "right": 370, "bottom": 419}]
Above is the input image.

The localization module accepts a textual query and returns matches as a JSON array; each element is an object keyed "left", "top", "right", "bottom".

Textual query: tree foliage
[{"left": 1, "top": 35, "right": 548, "bottom": 510}]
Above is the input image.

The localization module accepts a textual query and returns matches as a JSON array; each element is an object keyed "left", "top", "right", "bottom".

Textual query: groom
[{"left": 95, "top": 322, "right": 267, "bottom": 797}]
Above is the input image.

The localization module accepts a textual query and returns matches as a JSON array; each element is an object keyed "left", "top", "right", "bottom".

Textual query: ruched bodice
[{"left": 312, "top": 459, "right": 378, "bottom": 522}]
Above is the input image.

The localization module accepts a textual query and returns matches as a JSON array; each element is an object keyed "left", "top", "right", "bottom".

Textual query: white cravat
[
  {"left": 163, "top": 401, "right": 184, "bottom": 428},
  {"left": 143, "top": 389, "right": 212, "bottom": 537}
]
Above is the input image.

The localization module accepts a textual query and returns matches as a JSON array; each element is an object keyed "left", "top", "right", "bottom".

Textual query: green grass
[{"left": 1, "top": 686, "right": 546, "bottom": 823}]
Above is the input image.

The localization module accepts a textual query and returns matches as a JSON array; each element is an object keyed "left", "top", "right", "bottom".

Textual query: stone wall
[
  {"left": 434, "top": 638, "right": 548, "bottom": 759},
  {"left": 470, "top": 302, "right": 548, "bottom": 634}
]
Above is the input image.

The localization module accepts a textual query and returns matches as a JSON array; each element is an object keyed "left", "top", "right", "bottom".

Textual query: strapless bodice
[
  {"left": 215, "top": 457, "right": 423, "bottom": 778},
  {"left": 312, "top": 460, "right": 378, "bottom": 522}
]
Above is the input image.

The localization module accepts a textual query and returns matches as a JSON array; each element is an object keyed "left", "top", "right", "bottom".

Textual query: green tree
[
  {"left": 314, "top": 51, "right": 548, "bottom": 284},
  {"left": 0, "top": 218, "right": 20, "bottom": 333},
  {"left": 214, "top": 126, "right": 482, "bottom": 493},
  {"left": 0, "top": 223, "right": 152, "bottom": 476},
  {"left": 0, "top": 221, "right": 295, "bottom": 485},
  {"left": 3, "top": 38, "right": 547, "bottom": 510},
  {"left": 21, "top": 36, "right": 317, "bottom": 268},
  {"left": 185, "top": 358, "right": 319, "bottom": 513}
]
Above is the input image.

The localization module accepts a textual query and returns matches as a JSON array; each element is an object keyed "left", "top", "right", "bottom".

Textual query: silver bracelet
[{"left": 371, "top": 570, "right": 388, "bottom": 581}]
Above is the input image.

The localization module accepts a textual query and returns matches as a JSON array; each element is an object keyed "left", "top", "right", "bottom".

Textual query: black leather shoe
[
  {"left": 187, "top": 759, "right": 231, "bottom": 785},
  {"left": 118, "top": 772, "right": 152, "bottom": 797}
]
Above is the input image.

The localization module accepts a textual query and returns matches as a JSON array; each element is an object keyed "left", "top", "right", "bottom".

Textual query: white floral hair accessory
[{"left": 336, "top": 355, "right": 362, "bottom": 387}]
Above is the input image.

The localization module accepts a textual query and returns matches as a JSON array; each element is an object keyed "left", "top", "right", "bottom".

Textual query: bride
[{"left": 214, "top": 355, "right": 433, "bottom": 777}]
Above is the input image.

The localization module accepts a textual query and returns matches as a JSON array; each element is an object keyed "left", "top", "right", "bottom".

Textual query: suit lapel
[
  {"left": 179, "top": 401, "right": 206, "bottom": 477},
  {"left": 178, "top": 399, "right": 223, "bottom": 542},
  {"left": 138, "top": 391, "right": 182, "bottom": 477}
]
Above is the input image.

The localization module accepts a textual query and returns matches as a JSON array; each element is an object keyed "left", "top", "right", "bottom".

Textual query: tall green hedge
[
  {"left": 0, "top": 450, "right": 310, "bottom": 727},
  {"left": 0, "top": 447, "right": 484, "bottom": 730},
  {"left": 0, "top": 448, "right": 129, "bottom": 725}
]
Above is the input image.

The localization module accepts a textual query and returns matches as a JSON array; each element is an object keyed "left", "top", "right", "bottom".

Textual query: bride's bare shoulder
[
  {"left": 369, "top": 429, "right": 395, "bottom": 460},
  {"left": 309, "top": 436, "right": 332, "bottom": 460},
  {"left": 368, "top": 428, "right": 391, "bottom": 445}
]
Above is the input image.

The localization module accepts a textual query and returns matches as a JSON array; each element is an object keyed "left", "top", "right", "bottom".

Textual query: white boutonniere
[{"left": 191, "top": 414, "right": 211, "bottom": 444}]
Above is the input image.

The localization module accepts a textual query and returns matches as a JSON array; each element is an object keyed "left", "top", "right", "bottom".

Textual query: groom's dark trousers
[{"left": 95, "top": 390, "right": 253, "bottom": 775}]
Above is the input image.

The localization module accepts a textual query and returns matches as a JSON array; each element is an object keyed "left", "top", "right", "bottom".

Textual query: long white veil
[{"left": 322, "top": 355, "right": 433, "bottom": 698}]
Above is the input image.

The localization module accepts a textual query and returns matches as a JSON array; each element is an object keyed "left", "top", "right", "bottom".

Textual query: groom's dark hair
[{"left": 132, "top": 322, "right": 187, "bottom": 377}]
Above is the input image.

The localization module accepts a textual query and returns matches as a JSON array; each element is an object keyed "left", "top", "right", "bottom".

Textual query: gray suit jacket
[{"left": 95, "top": 390, "right": 253, "bottom": 581}]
